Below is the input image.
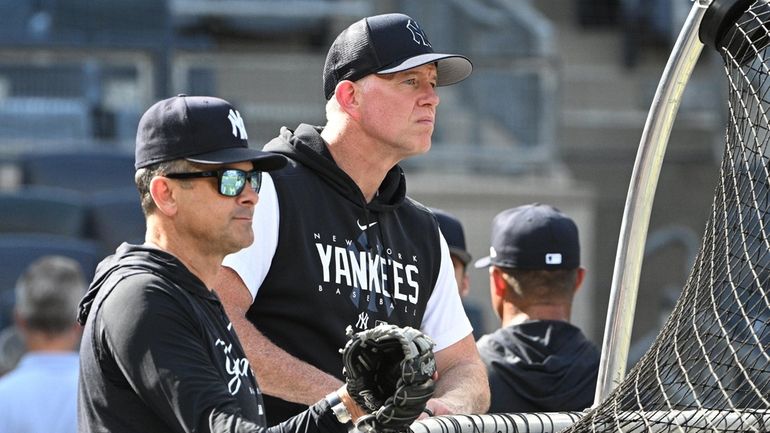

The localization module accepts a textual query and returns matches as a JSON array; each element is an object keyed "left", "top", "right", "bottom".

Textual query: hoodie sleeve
[
  {"left": 223, "top": 173, "right": 280, "bottom": 302},
  {"left": 209, "top": 400, "right": 345, "bottom": 433}
]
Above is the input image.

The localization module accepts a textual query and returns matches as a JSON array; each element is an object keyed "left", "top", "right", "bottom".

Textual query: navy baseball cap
[
  {"left": 431, "top": 208, "right": 472, "bottom": 266},
  {"left": 322, "top": 13, "right": 473, "bottom": 100},
  {"left": 474, "top": 203, "right": 580, "bottom": 270},
  {"left": 134, "top": 94, "right": 287, "bottom": 171}
]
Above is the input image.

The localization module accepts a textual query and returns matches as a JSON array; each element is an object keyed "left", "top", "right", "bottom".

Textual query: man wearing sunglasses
[
  {"left": 217, "top": 13, "right": 490, "bottom": 424},
  {"left": 76, "top": 95, "right": 369, "bottom": 432}
]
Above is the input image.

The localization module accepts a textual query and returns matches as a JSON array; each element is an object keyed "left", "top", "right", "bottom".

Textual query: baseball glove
[{"left": 341, "top": 324, "right": 436, "bottom": 433}]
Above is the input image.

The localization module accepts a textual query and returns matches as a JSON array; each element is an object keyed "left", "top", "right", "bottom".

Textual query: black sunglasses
[{"left": 165, "top": 168, "right": 262, "bottom": 197}]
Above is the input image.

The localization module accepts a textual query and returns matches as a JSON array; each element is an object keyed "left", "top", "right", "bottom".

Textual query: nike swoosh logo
[{"left": 356, "top": 220, "right": 378, "bottom": 231}]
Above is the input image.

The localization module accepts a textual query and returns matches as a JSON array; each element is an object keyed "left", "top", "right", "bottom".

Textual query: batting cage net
[
  {"left": 411, "top": 1, "right": 770, "bottom": 432},
  {"left": 561, "top": 2, "right": 770, "bottom": 431}
]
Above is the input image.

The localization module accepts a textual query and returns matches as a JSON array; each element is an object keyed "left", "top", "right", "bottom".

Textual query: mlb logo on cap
[{"left": 545, "top": 253, "right": 563, "bottom": 265}]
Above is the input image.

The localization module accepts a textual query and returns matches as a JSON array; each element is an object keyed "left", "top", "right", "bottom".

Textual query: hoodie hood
[
  {"left": 263, "top": 124, "right": 406, "bottom": 212},
  {"left": 478, "top": 320, "right": 599, "bottom": 412},
  {"left": 77, "top": 243, "right": 212, "bottom": 325}
]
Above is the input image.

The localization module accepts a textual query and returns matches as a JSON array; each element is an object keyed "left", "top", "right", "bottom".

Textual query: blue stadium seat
[
  {"left": 86, "top": 187, "right": 145, "bottom": 255},
  {"left": 0, "top": 65, "right": 90, "bottom": 99},
  {"left": 0, "top": 97, "right": 92, "bottom": 142},
  {"left": 0, "top": 234, "right": 102, "bottom": 329},
  {"left": 0, "top": 0, "right": 36, "bottom": 45},
  {"left": 19, "top": 151, "right": 135, "bottom": 193},
  {"left": 0, "top": 186, "right": 87, "bottom": 237},
  {"left": 52, "top": 0, "right": 170, "bottom": 47}
]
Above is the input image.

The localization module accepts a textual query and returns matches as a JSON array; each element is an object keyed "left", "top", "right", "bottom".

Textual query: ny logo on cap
[
  {"left": 228, "top": 109, "right": 248, "bottom": 139},
  {"left": 406, "top": 19, "right": 431, "bottom": 48}
]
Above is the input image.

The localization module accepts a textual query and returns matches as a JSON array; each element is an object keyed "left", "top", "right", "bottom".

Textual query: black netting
[{"left": 564, "top": 1, "right": 770, "bottom": 431}]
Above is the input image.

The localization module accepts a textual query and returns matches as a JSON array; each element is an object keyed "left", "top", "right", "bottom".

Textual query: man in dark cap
[
  {"left": 216, "top": 13, "right": 489, "bottom": 423},
  {"left": 475, "top": 203, "right": 599, "bottom": 413},
  {"left": 76, "top": 95, "right": 373, "bottom": 432},
  {"left": 430, "top": 208, "right": 486, "bottom": 339}
]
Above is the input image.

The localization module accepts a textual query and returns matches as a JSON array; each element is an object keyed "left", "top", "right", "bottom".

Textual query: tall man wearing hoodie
[
  {"left": 217, "top": 13, "right": 489, "bottom": 424},
  {"left": 77, "top": 95, "right": 374, "bottom": 433},
  {"left": 474, "top": 203, "right": 600, "bottom": 413}
]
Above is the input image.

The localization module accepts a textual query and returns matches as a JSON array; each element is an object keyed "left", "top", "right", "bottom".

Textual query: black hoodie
[
  {"left": 476, "top": 320, "right": 600, "bottom": 413},
  {"left": 247, "top": 124, "right": 447, "bottom": 424},
  {"left": 77, "top": 243, "right": 345, "bottom": 433}
]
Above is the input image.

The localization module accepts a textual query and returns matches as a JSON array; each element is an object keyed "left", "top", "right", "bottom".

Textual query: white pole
[{"left": 593, "top": 0, "right": 712, "bottom": 404}]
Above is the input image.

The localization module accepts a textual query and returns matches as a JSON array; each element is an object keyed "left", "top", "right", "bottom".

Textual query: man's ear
[
  {"left": 491, "top": 267, "right": 508, "bottom": 297},
  {"left": 334, "top": 80, "right": 360, "bottom": 118},
  {"left": 149, "top": 176, "right": 178, "bottom": 217},
  {"left": 573, "top": 267, "right": 587, "bottom": 295}
]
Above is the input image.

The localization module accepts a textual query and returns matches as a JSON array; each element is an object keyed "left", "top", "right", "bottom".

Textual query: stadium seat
[
  {"left": 86, "top": 187, "right": 145, "bottom": 255},
  {"left": 0, "top": 234, "right": 103, "bottom": 329},
  {"left": 0, "top": 0, "right": 36, "bottom": 45},
  {"left": 19, "top": 151, "right": 135, "bottom": 193},
  {"left": 0, "top": 65, "right": 91, "bottom": 98},
  {"left": 52, "top": 0, "right": 170, "bottom": 47},
  {"left": 0, "top": 97, "right": 93, "bottom": 142},
  {"left": 0, "top": 186, "right": 87, "bottom": 237}
]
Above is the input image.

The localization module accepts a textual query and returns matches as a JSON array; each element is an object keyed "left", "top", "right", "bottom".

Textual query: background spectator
[{"left": 0, "top": 255, "right": 86, "bottom": 433}]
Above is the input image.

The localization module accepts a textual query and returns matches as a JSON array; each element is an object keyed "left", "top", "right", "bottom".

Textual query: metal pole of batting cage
[{"left": 593, "top": 0, "right": 712, "bottom": 405}]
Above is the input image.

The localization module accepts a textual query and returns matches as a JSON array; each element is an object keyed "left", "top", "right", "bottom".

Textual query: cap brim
[
  {"left": 377, "top": 53, "right": 473, "bottom": 86},
  {"left": 473, "top": 256, "right": 492, "bottom": 269},
  {"left": 186, "top": 147, "right": 287, "bottom": 171},
  {"left": 449, "top": 247, "right": 472, "bottom": 266}
]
